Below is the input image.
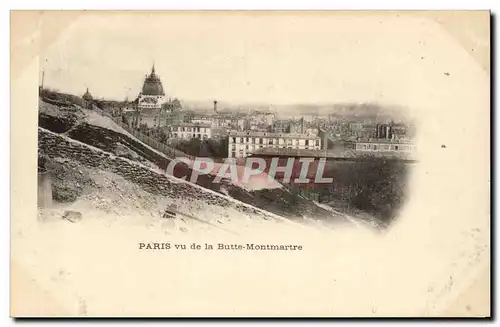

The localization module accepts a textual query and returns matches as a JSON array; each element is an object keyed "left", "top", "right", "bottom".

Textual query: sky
[{"left": 39, "top": 11, "right": 488, "bottom": 110}]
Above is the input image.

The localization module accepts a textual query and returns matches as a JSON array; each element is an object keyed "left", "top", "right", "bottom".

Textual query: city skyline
[{"left": 41, "top": 62, "right": 413, "bottom": 121}]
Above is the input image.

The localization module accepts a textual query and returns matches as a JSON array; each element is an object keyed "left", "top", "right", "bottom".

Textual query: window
[
  {"left": 246, "top": 145, "right": 249, "bottom": 150},
  {"left": 252, "top": 138, "right": 255, "bottom": 144},
  {"left": 395, "top": 145, "right": 399, "bottom": 151},
  {"left": 305, "top": 140, "right": 309, "bottom": 146},
  {"left": 232, "top": 151, "right": 236, "bottom": 157},
  {"left": 315, "top": 140, "right": 319, "bottom": 146},
  {"left": 269, "top": 139, "right": 273, "bottom": 145},
  {"left": 246, "top": 137, "right": 249, "bottom": 142},
  {"left": 240, "top": 138, "right": 244, "bottom": 143},
  {"left": 197, "top": 134, "right": 201, "bottom": 138},
  {"left": 232, "top": 137, "right": 236, "bottom": 143},
  {"left": 259, "top": 138, "right": 263, "bottom": 144}
]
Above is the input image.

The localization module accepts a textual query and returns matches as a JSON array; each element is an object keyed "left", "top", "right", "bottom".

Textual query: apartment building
[
  {"left": 354, "top": 139, "right": 415, "bottom": 153},
  {"left": 191, "top": 114, "right": 246, "bottom": 131},
  {"left": 169, "top": 123, "right": 212, "bottom": 140},
  {"left": 228, "top": 131, "right": 321, "bottom": 158},
  {"left": 191, "top": 115, "right": 213, "bottom": 125}
]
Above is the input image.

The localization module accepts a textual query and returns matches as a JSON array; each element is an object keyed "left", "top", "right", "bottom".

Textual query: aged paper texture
[{"left": 11, "top": 10, "right": 490, "bottom": 317}]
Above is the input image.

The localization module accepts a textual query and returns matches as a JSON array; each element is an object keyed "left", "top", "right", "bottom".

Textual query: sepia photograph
[{"left": 10, "top": 10, "right": 490, "bottom": 317}]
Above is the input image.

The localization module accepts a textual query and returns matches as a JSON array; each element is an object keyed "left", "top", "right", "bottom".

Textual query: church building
[
  {"left": 133, "top": 65, "right": 183, "bottom": 128},
  {"left": 137, "top": 65, "right": 167, "bottom": 112}
]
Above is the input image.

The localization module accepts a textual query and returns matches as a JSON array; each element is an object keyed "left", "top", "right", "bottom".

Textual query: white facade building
[
  {"left": 354, "top": 139, "right": 415, "bottom": 153},
  {"left": 228, "top": 131, "right": 321, "bottom": 158},
  {"left": 169, "top": 123, "right": 212, "bottom": 140}
]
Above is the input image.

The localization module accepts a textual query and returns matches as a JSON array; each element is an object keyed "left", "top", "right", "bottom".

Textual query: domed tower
[
  {"left": 82, "top": 88, "right": 93, "bottom": 109},
  {"left": 142, "top": 65, "right": 165, "bottom": 96},
  {"left": 137, "top": 65, "right": 167, "bottom": 112},
  {"left": 82, "top": 88, "right": 93, "bottom": 101}
]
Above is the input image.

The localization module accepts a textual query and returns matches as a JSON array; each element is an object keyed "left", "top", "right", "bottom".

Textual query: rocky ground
[{"left": 38, "top": 154, "right": 331, "bottom": 237}]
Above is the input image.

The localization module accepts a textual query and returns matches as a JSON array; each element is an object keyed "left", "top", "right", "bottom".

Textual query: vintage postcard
[{"left": 11, "top": 10, "right": 490, "bottom": 317}]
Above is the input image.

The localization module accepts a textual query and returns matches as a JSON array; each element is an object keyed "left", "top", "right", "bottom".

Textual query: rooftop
[
  {"left": 249, "top": 147, "right": 417, "bottom": 161},
  {"left": 229, "top": 130, "right": 320, "bottom": 139},
  {"left": 355, "top": 138, "right": 414, "bottom": 144},
  {"left": 171, "top": 122, "right": 211, "bottom": 128}
]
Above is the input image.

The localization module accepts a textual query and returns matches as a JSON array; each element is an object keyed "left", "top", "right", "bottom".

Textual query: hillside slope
[{"left": 38, "top": 99, "right": 353, "bottom": 225}]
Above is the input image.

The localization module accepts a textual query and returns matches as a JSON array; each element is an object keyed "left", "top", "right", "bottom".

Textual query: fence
[
  {"left": 110, "top": 116, "right": 195, "bottom": 161},
  {"left": 37, "top": 171, "right": 53, "bottom": 209},
  {"left": 88, "top": 103, "right": 195, "bottom": 161}
]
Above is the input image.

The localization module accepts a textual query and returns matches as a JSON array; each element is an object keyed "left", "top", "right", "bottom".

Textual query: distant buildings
[
  {"left": 271, "top": 120, "right": 292, "bottom": 133},
  {"left": 354, "top": 139, "right": 415, "bottom": 154},
  {"left": 228, "top": 131, "right": 321, "bottom": 158},
  {"left": 191, "top": 115, "right": 213, "bottom": 125},
  {"left": 190, "top": 113, "right": 247, "bottom": 131},
  {"left": 213, "top": 115, "right": 246, "bottom": 130},
  {"left": 78, "top": 63, "right": 415, "bottom": 160}
]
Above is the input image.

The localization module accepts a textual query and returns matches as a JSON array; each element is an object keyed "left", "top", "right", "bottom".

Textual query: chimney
[{"left": 214, "top": 100, "right": 218, "bottom": 113}]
